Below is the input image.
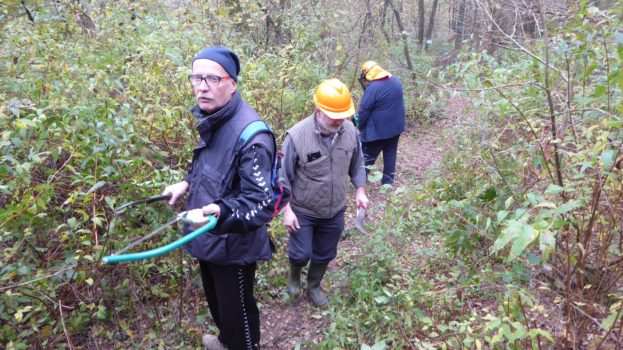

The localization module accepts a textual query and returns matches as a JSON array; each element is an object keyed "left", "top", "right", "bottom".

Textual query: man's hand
[
  {"left": 355, "top": 187, "right": 369, "bottom": 209},
  {"left": 185, "top": 204, "right": 220, "bottom": 230},
  {"left": 283, "top": 203, "right": 300, "bottom": 233},
  {"left": 185, "top": 208, "right": 208, "bottom": 229},
  {"left": 201, "top": 203, "right": 221, "bottom": 218},
  {"left": 162, "top": 181, "right": 189, "bottom": 205}
]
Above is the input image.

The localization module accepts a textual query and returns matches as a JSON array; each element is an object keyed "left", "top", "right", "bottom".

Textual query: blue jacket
[
  {"left": 184, "top": 92, "right": 274, "bottom": 265},
  {"left": 357, "top": 75, "right": 406, "bottom": 142}
]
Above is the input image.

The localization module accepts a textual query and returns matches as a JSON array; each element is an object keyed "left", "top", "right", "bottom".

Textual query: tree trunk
[
  {"left": 425, "top": 0, "right": 438, "bottom": 50},
  {"left": 449, "top": 0, "right": 455, "bottom": 31},
  {"left": 21, "top": 0, "right": 35, "bottom": 23},
  {"left": 387, "top": 0, "right": 416, "bottom": 81},
  {"left": 72, "top": 0, "right": 98, "bottom": 35},
  {"left": 472, "top": 4, "right": 481, "bottom": 51},
  {"left": 417, "top": 0, "right": 425, "bottom": 46},
  {"left": 350, "top": 0, "right": 373, "bottom": 90},
  {"left": 454, "top": 0, "right": 466, "bottom": 50},
  {"left": 381, "top": 0, "right": 391, "bottom": 43},
  {"left": 259, "top": 0, "right": 290, "bottom": 49}
]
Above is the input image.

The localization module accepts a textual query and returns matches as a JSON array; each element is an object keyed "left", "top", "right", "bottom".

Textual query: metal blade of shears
[
  {"left": 113, "top": 194, "right": 172, "bottom": 214},
  {"left": 112, "top": 213, "right": 183, "bottom": 256},
  {"left": 354, "top": 206, "right": 369, "bottom": 235}
]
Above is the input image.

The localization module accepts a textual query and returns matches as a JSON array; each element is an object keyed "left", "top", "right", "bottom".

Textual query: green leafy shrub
[{"left": 441, "top": 1, "right": 623, "bottom": 344}]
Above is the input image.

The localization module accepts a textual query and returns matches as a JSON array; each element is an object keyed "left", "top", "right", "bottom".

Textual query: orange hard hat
[
  {"left": 361, "top": 60, "right": 391, "bottom": 81},
  {"left": 313, "top": 78, "right": 355, "bottom": 119}
]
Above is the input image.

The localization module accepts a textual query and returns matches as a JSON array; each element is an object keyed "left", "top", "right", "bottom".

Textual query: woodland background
[{"left": 1, "top": 0, "right": 622, "bottom": 349}]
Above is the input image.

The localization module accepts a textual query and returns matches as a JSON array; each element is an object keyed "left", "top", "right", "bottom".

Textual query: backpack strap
[
  {"left": 234, "top": 119, "right": 279, "bottom": 191},
  {"left": 235, "top": 120, "right": 287, "bottom": 218},
  {"left": 235, "top": 120, "right": 274, "bottom": 153}
]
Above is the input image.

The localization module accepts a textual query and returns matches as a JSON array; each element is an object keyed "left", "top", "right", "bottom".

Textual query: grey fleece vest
[{"left": 288, "top": 115, "right": 357, "bottom": 218}]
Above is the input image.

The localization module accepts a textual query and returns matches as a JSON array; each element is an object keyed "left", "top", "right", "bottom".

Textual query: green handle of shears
[{"left": 102, "top": 215, "right": 217, "bottom": 264}]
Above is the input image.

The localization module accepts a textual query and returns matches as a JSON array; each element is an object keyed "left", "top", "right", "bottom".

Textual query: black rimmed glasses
[{"left": 188, "top": 74, "right": 231, "bottom": 87}]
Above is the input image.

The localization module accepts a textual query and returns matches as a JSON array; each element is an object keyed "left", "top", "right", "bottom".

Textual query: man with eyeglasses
[{"left": 162, "top": 46, "right": 276, "bottom": 350}]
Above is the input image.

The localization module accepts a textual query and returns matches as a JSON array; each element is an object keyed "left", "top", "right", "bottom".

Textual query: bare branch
[{"left": 473, "top": 0, "right": 569, "bottom": 82}]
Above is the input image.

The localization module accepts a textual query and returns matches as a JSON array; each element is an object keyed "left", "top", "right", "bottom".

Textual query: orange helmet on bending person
[
  {"left": 313, "top": 79, "right": 355, "bottom": 119},
  {"left": 361, "top": 61, "right": 392, "bottom": 81}
]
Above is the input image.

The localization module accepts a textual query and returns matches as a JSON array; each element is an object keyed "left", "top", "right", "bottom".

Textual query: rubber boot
[
  {"left": 307, "top": 262, "right": 329, "bottom": 308},
  {"left": 202, "top": 334, "right": 228, "bottom": 350},
  {"left": 288, "top": 262, "right": 303, "bottom": 297}
]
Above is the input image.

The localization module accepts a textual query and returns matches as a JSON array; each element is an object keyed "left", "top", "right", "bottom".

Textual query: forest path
[{"left": 259, "top": 96, "right": 471, "bottom": 349}]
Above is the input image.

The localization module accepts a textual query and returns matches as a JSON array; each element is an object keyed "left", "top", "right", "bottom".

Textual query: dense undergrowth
[
  {"left": 417, "top": 2, "right": 623, "bottom": 347},
  {"left": 1, "top": 0, "right": 622, "bottom": 349}
]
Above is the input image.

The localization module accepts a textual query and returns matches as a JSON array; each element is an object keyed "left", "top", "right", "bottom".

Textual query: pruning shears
[{"left": 103, "top": 195, "right": 217, "bottom": 264}]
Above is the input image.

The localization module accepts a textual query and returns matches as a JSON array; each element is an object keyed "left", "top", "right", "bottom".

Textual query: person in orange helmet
[
  {"left": 280, "top": 79, "right": 369, "bottom": 307},
  {"left": 357, "top": 61, "right": 406, "bottom": 185}
]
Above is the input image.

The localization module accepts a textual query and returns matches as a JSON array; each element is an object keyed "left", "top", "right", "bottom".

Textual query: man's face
[
  {"left": 191, "top": 59, "right": 237, "bottom": 114},
  {"left": 315, "top": 109, "right": 345, "bottom": 134}
]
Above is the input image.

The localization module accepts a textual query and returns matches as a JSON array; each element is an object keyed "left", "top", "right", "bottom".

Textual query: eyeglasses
[{"left": 188, "top": 74, "right": 231, "bottom": 87}]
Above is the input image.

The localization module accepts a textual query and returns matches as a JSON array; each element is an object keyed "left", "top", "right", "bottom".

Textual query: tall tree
[
  {"left": 387, "top": 0, "right": 416, "bottom": 81},
  {"left": 425, "top": 0, "right": 439, "bottom": 50},
  {"left": 454, "top": 0, "right": 466, "bottom": 50},
  {"left": 471, "top": 3, "right": 481, "bottom": 50},
  {"left": 449, "top": 0, "right": 456, "bottom": 31},
  {"left": 350, "top": 0, "right": 373, "bottom": 89},
  {"left": 417, "top": 0, "right": 425, "bottom": 46},
  {"left": 259, "top": 0, "right": 290, "bottom": 48},
  {"left": 381, "top": 0, "right": 392, "bottom": 43}
]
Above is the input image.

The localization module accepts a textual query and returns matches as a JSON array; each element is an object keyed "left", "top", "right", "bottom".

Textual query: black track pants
[{"left": 199, "top": 261, "right": 260, "bottom": 350}]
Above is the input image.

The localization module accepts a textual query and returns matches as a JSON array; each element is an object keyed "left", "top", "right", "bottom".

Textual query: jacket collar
[{"left": 192, "top": 91, "right": 242, "bottom": 145}]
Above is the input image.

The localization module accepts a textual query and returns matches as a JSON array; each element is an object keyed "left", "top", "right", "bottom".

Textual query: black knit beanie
[{"left": 192, "top": 46, "right": 240, "bottom": 82}]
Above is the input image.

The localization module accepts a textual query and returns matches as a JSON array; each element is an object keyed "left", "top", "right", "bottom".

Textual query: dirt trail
[{"left": 259, "top": 97, "right": 469, "bottom": 349}]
